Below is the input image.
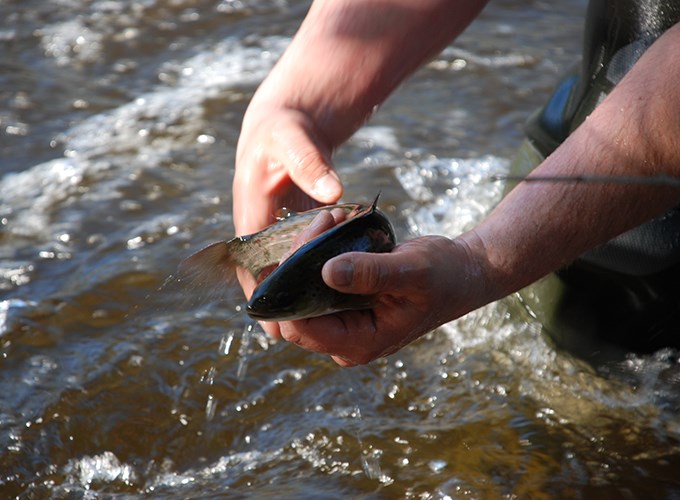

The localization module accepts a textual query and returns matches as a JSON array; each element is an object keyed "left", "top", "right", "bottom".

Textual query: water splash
[
  {"left": 395, "top": 155, "right": 509, "bottom": 237},
  {"left": 0, "top": 298, "right": 34, "bottom": 336},
  {"left": 61, "top": 451, "right": 138, "bottom": 491},
  {"left": 200, "top": 365, "right": 218, "bottom": 421},
  {"left": 351, "top": 406, "right": 392, "bottom": 485},
  {"left": 236, "top": 323, "right": 255, "bottom": 381}
]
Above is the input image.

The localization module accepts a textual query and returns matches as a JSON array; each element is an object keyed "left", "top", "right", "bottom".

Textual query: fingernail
[
  {"left": 330, "top": 259, "right": 353, "bottom": 287},
  {"left": 312, "top": 172, "right": 341, "bottom": 200}
]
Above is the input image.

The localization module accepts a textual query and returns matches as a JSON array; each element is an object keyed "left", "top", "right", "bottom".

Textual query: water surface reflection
[{"left": 1, "top": 0, "right": 679, "bottom": 497}]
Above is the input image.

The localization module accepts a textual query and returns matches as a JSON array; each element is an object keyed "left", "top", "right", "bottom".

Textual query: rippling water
[{"left": 2, "top": 0, "right": 679, "bottom": 497}]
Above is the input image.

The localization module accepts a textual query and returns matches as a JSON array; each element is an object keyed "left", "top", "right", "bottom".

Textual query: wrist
[
  {"left": 454, "top": 229, "right": 508, "bottom": 312},
  {"left": 244, "top": 66, "right": 371, "bottom": 152},
  {"left": 414, "top": 234, "right": 498, "bottom": 326}
]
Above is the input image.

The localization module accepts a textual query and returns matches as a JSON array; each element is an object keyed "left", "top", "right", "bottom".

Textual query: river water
[{"left": 2, "top": 0, "right": 679, "bottom": 497}]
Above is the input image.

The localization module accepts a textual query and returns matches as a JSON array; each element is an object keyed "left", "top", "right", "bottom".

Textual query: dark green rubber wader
[{"left": 509, "top": 139, "right": 680, "bottom": 365}]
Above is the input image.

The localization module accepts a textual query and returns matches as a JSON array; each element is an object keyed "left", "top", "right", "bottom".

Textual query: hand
[
  {"left": 233, "top": 107, "right": 344, "bottom": 328},
  {"left": 277, "top": 235, "right": 486, "bottom": 366},
  {"left": 230, "top": 0, "right": 486, "bottom": 236},
  {"left": 233, "top": 107, "right": 343, "bottom": 236},
  {"left": 230, "top": 0, "right": 487, "bottom": 337},
  {"left": 238, "top": 198, "right": 349, "bottom": 338}
]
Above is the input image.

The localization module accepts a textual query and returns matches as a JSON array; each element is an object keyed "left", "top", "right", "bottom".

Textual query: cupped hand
[
  {"left": 277, "top": 235, "right": 486, "bottom": 366},
  {"left": 237, "top": 192, "right": 349, "bottom": 338},
  {"left": 233, "top": 108, "right": 343, "bottom": 237},
  {"left": 233, "top": 107, "right": 344, "bottom": 330}
]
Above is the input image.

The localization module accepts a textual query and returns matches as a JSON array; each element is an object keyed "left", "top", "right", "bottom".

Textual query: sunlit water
[{"left": 1, "top": 0, "right": 679, "bottom": 497}]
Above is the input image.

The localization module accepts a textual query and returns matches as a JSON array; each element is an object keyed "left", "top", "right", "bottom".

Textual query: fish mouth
[
  {"left": 245, "top": 306, "right": 272, "bottom": 320},
  {"left": 246, "top": 288, "right": 303, "bottom": 321},
  {"left": 245, "top": 301, "right": 269, "bottom": 320},
  {"left": 246, "top": 301, "right": 324, "bottom": 321},
  {"left": 246, "top": 303, "right": 296, "bottom": 321}
]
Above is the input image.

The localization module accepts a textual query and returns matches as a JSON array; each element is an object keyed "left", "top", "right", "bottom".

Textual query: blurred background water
[{"left": 1, "top": 0, "right": 679, "bottom": 497}]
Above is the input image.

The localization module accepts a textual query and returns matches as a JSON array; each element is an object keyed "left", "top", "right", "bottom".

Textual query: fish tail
[{"left": 177, "top": 240, "right": 241, "bottom": 289}]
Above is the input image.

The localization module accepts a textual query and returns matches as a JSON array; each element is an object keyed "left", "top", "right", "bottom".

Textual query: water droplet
[{"left": 205, "top": 394, "right": 217, "bottom": 421}]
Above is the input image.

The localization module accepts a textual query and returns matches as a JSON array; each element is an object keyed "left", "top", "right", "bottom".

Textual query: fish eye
[{"left": 247, "top": 295, "right": 269, "bottom": 312}]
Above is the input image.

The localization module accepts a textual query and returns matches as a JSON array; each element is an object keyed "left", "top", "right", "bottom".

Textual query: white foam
[
  {"left": 62, "top": 451, "right": 138, "bottom": 490},
  {"left": 0, "top": 298, "right": 35, "bottom": 336},
  {"left": 431, "top": 46, "right": 537, "bottom": 70},
  {"left": 0, "top": 157, "right": 109, "bottom": 240},
  {"left": 396, "top": 155, "right": 509, "bottom": 237},
  {"left": 39, "top": 19, "right": 105, "bottom": 66},
  {"left": 349, "top": 126, "right": 401, "bottom": 153},
  {"left": 1, "top": 36, "right": 288, "bottom": 245},
  {"left": 64, "top": 36, "right": 288, "bottom": 159},
  {"left": 0, "top": 261, "right": 34, "bottom": 290},
  {"left": 147, "top": 449, "right": 285, "bottom": 492}
]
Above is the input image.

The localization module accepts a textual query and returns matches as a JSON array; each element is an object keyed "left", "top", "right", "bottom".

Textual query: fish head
[
  {"left": 246, "top": 284, "right": 372, "bottom": 322},
  {"left": 246, "top": 285, "right": 318, "bottom": 321},
  {"left": 247, "top": 289, "right": 294, "bottom": 320}
]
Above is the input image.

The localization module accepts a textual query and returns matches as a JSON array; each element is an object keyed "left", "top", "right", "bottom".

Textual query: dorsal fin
[{"left": 371, "top": 192, "right": 381, "bottom": 210}]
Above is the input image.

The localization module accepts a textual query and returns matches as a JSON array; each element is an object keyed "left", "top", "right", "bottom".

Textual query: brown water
[{"left": 2, "top": 0, "right": 679, "bottom": 497}]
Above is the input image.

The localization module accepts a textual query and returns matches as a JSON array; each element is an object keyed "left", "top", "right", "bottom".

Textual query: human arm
[
  {"left": 233, "top": 0, "right": 489, "bottom": 234},
  {"left": 233, "top": 0, "right": 489, "bottom": 333},
  {"left": 278, "top": 21, "right": 680, "bottom": 365}
]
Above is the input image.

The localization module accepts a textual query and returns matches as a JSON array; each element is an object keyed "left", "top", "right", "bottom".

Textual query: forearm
[
  {"left": 465, "top": 22, "right": 680, "bottom": 301},
  {"left": 244, "top": 0, "right": 488, "bottom": 147}
]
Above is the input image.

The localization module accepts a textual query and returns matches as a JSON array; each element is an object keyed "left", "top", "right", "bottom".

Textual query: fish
[{"left": 178, "top": 194, "right": 396, "bottom": 321}]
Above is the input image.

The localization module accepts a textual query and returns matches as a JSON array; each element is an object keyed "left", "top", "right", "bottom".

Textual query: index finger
[{"left": 280, "top": 207, "right": 349, "bottom": 263}]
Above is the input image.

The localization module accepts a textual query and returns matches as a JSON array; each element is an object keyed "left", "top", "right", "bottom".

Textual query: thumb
[
  {"left": 322, "top": 251, "right": 412, "bottom": 295},
  {"left": 272, "top": 112, "right": 343, "bottom": 203}
]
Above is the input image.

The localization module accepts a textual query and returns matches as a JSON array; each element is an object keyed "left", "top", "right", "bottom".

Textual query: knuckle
[
  {"left": 362, "top": 259, "right": 392, "bottom": 291},
  {"left": 280, "top": 325, "right": 302, "bottom": 345},
  {"left": 290, "top": 148, "right": 330, "bottom": 186}
]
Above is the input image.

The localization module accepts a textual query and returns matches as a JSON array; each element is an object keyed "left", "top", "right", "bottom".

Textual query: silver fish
[{"left": 179, "top": 195, "right": 396, "bottom": 321}]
